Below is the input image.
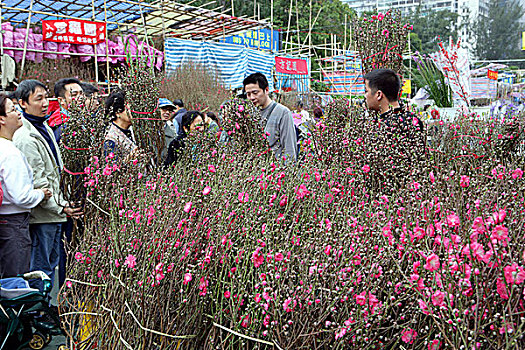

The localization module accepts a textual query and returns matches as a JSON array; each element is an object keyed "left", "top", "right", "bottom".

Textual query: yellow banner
[
  {"left": 522, "top": 32, "right": 525, "bottom": 50},
  {"left": 401, "top": 79, "right": 411, "bottom": 95}
]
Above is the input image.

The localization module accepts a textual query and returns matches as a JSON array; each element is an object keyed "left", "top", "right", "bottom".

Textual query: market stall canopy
[
  {"left": 470, "top": 63, "right": 508, "bottom": 77},
  {"left": 2, "top": 0, "right": 267, "bottom": 39}
]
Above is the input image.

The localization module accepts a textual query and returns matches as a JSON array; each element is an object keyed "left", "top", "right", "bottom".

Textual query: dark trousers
[
  {"left": 29, "top": 222, "right": 62, "bottom": 291},
  {"left": 59, "top": 217, "right": 74, "bottom": 288},
  {"left": 0, "top": 212, "right": 31, "bottom": 278}
]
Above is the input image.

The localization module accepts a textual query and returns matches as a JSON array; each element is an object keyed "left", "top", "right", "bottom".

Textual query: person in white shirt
[
  {"left": 295, "top": 101, "right": 312, "bottom": 122},
  {"left": 0, "top": 93, "right": 51, "bottom": 278}
]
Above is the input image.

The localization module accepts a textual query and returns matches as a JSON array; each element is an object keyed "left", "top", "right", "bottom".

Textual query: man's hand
[
  {"left": 63, "top": 203, "right": 84, "bottom": 219},
  {"left": 40, "top": 188, "right": 52, "bottom": 200}
]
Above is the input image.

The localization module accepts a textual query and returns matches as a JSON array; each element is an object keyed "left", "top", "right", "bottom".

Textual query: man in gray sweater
[{"left": 243, "top": 73, "right": 297, "bottom": 163}]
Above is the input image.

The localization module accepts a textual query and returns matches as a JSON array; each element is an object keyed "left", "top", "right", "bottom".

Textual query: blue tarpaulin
[{"left": 165, "top": 38, "right": 276, "bottom": 91}]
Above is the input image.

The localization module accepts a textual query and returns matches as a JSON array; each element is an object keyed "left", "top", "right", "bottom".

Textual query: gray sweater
[{"left": 260, "top": 101, "right": 297, "bottom": 162}]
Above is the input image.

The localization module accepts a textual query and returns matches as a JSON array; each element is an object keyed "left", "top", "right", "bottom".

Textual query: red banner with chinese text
[
  {"left": 487, "top": 69, "right": 498, "bottom": 80},
  {"left": 42, "top": 20, "right": 106, "bottom": 45},
  {"left": 275, "top": 57, "right": 308, "bottom": 75}
]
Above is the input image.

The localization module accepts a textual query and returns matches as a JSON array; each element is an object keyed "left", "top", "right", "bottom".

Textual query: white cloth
[
  {"left": 299, "top": 110, "right": 312, "bottom": 122},
  {"left": 0, "top": 138, "right": 44, "bottom": 215}
]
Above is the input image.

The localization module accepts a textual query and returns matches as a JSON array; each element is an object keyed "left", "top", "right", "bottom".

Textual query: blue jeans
[{"left": 29, "top": 223, "right": 62, "bottom": 291}]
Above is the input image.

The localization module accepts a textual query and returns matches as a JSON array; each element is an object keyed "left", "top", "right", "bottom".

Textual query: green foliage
[
  {"left": 406, "top": 9, "right": 460, "bottom": 55},
  {"left": 411, "top": 55, "right": 453, "bottom": 108},
  {"left": 473, "top": 0, "right": 525, "bottom": 61}
]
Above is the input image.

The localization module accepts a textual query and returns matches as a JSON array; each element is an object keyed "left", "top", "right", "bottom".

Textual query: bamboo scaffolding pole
[
  {"left": 295, "top": 0, "right": 300, "bottom": 50},
  {"left": 270, "top": 0, "right": 273, "bottom": 52},
  {"left": 19, "top": 0, "right": 34, "bottom": 80},
  {"left": 91, "top": 0, "right": 99, "bottom": 84},
  {"left": 285, "top": 0, "right": 293, "bottom": 52},
  {"left": 104, "top": 0, "right": 111, "bottom": 92},
  {"left": 0, "top": 46, "right": 150, "bottom": 59}
]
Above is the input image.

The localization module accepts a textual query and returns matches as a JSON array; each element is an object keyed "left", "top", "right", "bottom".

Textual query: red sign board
[
  {"left": 42, "top": 20, "right": 106, "bottom": 45},
  {"left": 275, "top": 57, "right": 308, "bottom": 75},
  {"left": 487, "top": 69, "right": 498, "bottom": 80}
]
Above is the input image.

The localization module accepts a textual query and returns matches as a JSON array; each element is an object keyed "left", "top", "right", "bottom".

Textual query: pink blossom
[
  {"left": 198, "top": 276, "right": 208, "bottom": 296},
  {"left": 431, "top": 290, "right": 445, "bottom": 307},
  {"left": 295, "top": 184, "right": 310, "bottom": 199},
  {"left": 274, "top": 252, "right": 284, "bottom": 261},
  {"left": 202, "top": 186, "right": 211, "bottom": 195},
  {"left": 324, "top": 245, "right": 332, "bottom": 255},
  {"left": 224, "top": 291, "right": 231, "bottom": 298},
  {"left": 240, "top": 315, "right": 249, "bottom": 328},
  {"left": 208, "top": 164, "right": 216, "bottom": 173},
  {"left": 238, "top": 105, "right": 245, "bottom": 112},
  {"left": 183, "top": 272, "right": 192, "bottom": 285},
  {"left": 429, "top": 171, "right": 435, "bottom": 183},
  {"left": 124, "top": 254, "right": 137, "bottom": 269},
  {"left": 183, "top": 202, "right": 192, "bottom": 213},
  {"left": 279, "top": 195, "right": 288, "bottom": 207},
  {"left": 496, "top": 277, "right": 509, "bottom": 299},
  {"left": 446, "top": 213, "right": 460, "bottom": 227},
  {"left": 65, "top": 280, "right": 72, "bottom": 288},
  {"left": 362, "top": 164, "right": 370, "bottom": 173},
  {"left": 355, "top": 291, "right": 366, "bottom": 306},
  {"left": 492, "top": 209, "right": 506, "bottom": 224},
  {"left": 115, "top": 259, "right": 120, "bottom": 267},
  {"left": 238, "top": 192, "right": 249, "bottom": 203},
  {"left": 74, "top": 252, "right": 84, "bottom": 261},
  {"left": 401, "top": 328, "right": 417, "bottom": 344},
  {"left": 460, "top": 175, "right": 470, "bottom": 188},
  {"left": 428, "top": 339, "right": 440, "bottom": 350},
  {"left": 252, "top": 248, "right": 264, "bottom": 268},
  {"left": 512, "top": 168, "right": 523, "bottom": 179},
  {"left": 418, "top": 299, "right": 430, "bottom": 315},
  {"left": 424, "top": 253, "right": 440, "bottom": 272},
  {"left": 491, "top": 225, "right": 509, "bottom": 246},
  {"left": 382, "top": 29, "right": 390, "bottom": 38}
]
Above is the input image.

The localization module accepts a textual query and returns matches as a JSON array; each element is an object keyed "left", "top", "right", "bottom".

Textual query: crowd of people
[{"left": 0, "top": 69, "right": 423, "bottom": 295}]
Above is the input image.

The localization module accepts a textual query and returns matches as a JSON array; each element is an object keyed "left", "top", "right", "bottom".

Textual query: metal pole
[{"left": 19, "top": 0, "right": 34, "bottom": 81}]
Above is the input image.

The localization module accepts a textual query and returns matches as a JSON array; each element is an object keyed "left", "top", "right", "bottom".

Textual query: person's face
[
  {"left": 245, "top": 83, "right": 270, "bottom": 107},
  {"left": 186, "top": 115, "right": 204, "bottom": 133},
  {"left": 84, "top": 92, "right": 100, "bottom": 111},
  {"left": 116, "top": 103, "right": 132, "bottom": 126},
  {"left": 364, "top": 80, "right": 381, "bottom": 112},
  {"left": 19, "top": 86, "right": 49, "bottom": 117},
  {"left": 0, "top": 99, "right": 23, "bottom": 133},
  {"left": 160, "top": 107, "right": 175, "bottom": 121},
  {"left": 59, "top": 83, "right": 83, "bottom": 110}
]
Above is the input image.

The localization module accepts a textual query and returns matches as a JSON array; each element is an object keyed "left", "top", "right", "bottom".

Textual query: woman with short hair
[{"left": 0, "top": 93, "right": 52, "bottom": 278}]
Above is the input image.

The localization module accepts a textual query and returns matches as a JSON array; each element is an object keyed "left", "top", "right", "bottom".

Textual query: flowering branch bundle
[
  {"left": 59, "top": 92, "right": 525, "bottom": 349},
  {"left": 352, "top": 10, "right": 412, "bottom": 75}
]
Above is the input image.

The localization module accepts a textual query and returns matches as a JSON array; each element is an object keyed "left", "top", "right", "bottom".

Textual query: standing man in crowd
[
  {"left": 243, "top": 72, "right": 297, "bottom": 163},
  {"left": 13, "top": 79, "right": 83, "bottom": 290},
  {"left": 48, "top": 77, "right": 84, "bottom": 142},
  {"left": 364, "top": 68, "right": 424, "bottom": 133},
  {"left": 172, "top": 99, "right": 187, "bottom": 135},
  {"left": 158, "top": 98, "right": 179, "bottom": 162}
]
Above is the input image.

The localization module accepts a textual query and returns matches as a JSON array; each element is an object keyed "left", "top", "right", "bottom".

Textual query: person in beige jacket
[{"left": 12, "top": 80, "right": 82, "bottom": 290}]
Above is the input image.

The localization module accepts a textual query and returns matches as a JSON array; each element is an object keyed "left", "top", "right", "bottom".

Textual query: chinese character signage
[
  {"left": 42, "top": 20, "right": 106, "bottom": 45},
  {"left": 275, "top": 57, "right": 308, "bottom": 75},
  {"left": 220, "top": 28, "right": 279, "bottom": 52},
  {"left": 487, "top": 70, "right": 498, "bottom": 80}
]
